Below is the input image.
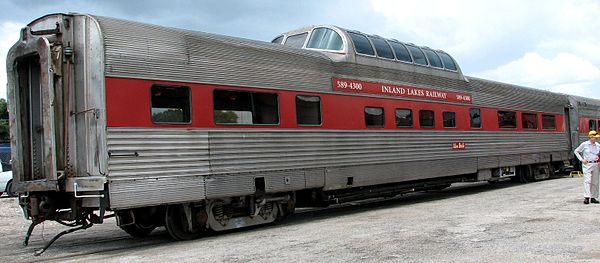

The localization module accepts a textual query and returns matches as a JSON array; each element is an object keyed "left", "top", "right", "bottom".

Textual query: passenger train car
[{"left": 6, "top": 13, "right": 599, "bottom": 252}]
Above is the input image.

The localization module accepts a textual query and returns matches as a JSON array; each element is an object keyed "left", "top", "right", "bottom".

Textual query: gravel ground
[{"left": 1, "top": 176, "right": 600, "bottom": 263}]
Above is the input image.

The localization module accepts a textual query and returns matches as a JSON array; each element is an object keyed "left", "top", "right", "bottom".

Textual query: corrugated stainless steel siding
[
  {"left": 106, "top": 128, "right": 210, "bottom": 178},
  {"left": 94, "top": 16, "right": 335, "bottom": 93},
  {"left": 109, "top": 176, "right": 205, "bottom": 209},
  {"left": 498, "top": 154, "right": 521, "bottom": 167},
  {"left": 325, "top": 158, "right": 477, "bottom": 190},
  {"left": 520, "top": 153, "right": 551, "bottom": 165},
  {"left": 570, "top": 95, "right": 600, "bottom": 118},
  {"left": 478, "top": 156, "right": 499, "bottom": 169},
  {"left": 204, "top": 170, "right": 306, "bottom": 199},
  {"left": 205, "top": 173, "right": 255, "bottom": 199},
  {"left": 106, "top": 128, "right": 570, "bottom": 206},
  {"left": 207, "top": 129, "right": 569, "bottom": 174},
  {"left": 465, "top": 77, "right": 568, "bottom": 113},
  {"left": 93, "top": 16, "right": 568, "bottom": 114},
  {"left": 106, "top": 128, "right": 210, "bottom": 208}
]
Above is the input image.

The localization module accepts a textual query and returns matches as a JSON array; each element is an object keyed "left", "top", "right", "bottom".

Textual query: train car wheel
[
  {"left": 120, "top": 223, "right": 156, "bottom": 237},
  {"left": 512, "top": 165, "right": 530, "bottom": 183},
  {"left": 165, "top": 204, "right": 202, "bottom": 241}
]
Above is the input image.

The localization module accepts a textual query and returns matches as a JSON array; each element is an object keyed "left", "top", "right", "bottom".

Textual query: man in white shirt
[{"left": 574, "top": 130, "right": 600, "bottom": 204}]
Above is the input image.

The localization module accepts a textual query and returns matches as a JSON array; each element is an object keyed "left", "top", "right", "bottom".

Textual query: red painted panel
[
  {"left": 105, "top": 78, "right": 152, "bottom": 127},
  {"left": 105, "top": 76, "right": 565, "bottom": 133}
]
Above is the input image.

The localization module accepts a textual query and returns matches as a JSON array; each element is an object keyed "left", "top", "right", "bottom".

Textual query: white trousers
[{"left": 583, "top": 162, "right": 599, "bottom": 199}]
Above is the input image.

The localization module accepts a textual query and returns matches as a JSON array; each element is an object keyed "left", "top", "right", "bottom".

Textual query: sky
[{"left": 1, "top": 0, "right": 599, "bottom": 100}]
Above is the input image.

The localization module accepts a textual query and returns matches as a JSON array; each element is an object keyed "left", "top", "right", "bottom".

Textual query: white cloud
[
  {"left": 549, "top": 82, "right": 589, "bottom": 97},
  {"left": 476, "top": 52, "right": 600, "bottom": 97},
  {"left": 0, "top": 21, "right": 24, "bottom": 99},
  {"left": 370, "top": 0, "right": 536, "bottom": 55},
  {"left": 370, "top": 0, "right": 600, "bottom": 99},
  {"left": 369, "top": 0, "right": 600, "bottom": 71}
]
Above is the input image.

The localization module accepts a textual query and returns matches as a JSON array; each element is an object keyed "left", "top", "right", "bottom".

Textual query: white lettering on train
[{"left": 381, "top": 85, "right": 405, "bottom": 94}]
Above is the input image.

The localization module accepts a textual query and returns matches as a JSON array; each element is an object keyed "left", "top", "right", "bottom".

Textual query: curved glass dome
[{"left": 273, "top": 25, "right": 460, "bottom": 72}]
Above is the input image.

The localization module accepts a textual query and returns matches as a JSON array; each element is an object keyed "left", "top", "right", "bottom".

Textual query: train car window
[
  {"left": 271, "top": 35, "right": 284, "bottom": 44},
  {"left": 306, "top": 28, "right": 343, "bottom": 51},
  {"left": 395, "top": 108, "right": 413, "bottom": 127},
  {"left": 498, "top": 111, "right": 517, "bottom": 129},
  {"left": 423, "top": 49, "right": 443, "bottom": 68},
  {"left": 150, "top": 85, "right": 191, "bottom": 124},
  {"left": 522, "top": 113, "right": 538, "bottom": 130},
  {"left": 213, "top": 89, "right": 279, "bottom": 125},
  {"left": 284, "top": 33, "right": 308, "bottom": 48},
  {"left": 589, "top": 119, "right": 597, "bottom": 131},
  {"left": 369, "top": 36, "right": 395, "bottom": 59},
  {"left": 437, "top": 52, "right": 458, "bottom": 71},
  {"left": 296, "top": 95, "right": 322, "bottom": 125},
  {"left": 388, "top": 41, "right": 412, "bottom": 62},
  {"left": 406, "top": 45, "right": 428, "bottom": 65},
  {"left": 469, "top": 108, "right": 482, "bottom": 128},
  {"left": 443, "top": 111, "right": 456, "bottom": 128},
  {"left": 542, "top": 114, "right": 556, "bottom": 130},
  {"left": 348, "top": 32, "right": 375, "bottom": 56},
  {"left": 419, "top": 110, "right": 435, "bottom": 128},
  {"left": 365, "top": 107, "right": 384, "bottom": 127}
]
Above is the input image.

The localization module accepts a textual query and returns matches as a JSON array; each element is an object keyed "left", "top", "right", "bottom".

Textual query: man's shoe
[
  {"left": 584, "top": 198, "right": 590, "bottom": 204},
  {"left": 591, "top": 198, "right": 599, "bottom": 204}
]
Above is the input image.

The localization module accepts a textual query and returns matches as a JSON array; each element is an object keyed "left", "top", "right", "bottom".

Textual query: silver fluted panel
[
  {"left": 106, "top": 128, "right": 210, "bottom": 178},
  {"left": 109, "top": 176, "right": 205, "bottom": 209},
  {"left": 206, "top": 129, "right": 569, "bottom": 174},
  {"left": 105, "top": 128, "right": 571, "bottom": 207},
  {"left": 324, "top": 157, "right": 477, "bottom": 190},
  {"left": 94, "top": 16, "right": 334, "bottom": 94}
]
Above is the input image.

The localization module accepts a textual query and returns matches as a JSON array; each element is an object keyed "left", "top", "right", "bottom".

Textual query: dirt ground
[{"left": 1, "top": 176, "right": 600, "bottom": 263}]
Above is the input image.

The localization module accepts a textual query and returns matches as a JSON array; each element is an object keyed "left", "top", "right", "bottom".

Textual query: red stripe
[{"left": 105, "top": 77, "right": 565, "bottom": 132}]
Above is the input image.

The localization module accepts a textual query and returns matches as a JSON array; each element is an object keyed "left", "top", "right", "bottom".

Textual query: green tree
[
  {"left": 152, "top": 109, "right": 186, "bottom": 123},
  {"left": 0, "top": 99, "right": 8, "bottom": 142},
  {"left": 0, "top": 98, "right": 7, "bottom": 119},
  {"left": 214, "top": 110, "right": 238, "bottom": 123}
]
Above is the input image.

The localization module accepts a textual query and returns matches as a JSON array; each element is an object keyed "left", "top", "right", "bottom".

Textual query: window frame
[
  {"left": 395, "top": 108, "right": 413, "bottom": 128},
  {"left": 419, "top": 109, "right": 435, "bottom": 128},
  {"left": 283, "top": 32, "right": 309, "bottom": 48},
  {"left": 521, "top": 112, "right": 539, "bottom": 130},
  {"left": 305, "top": 27, "right": 346, "bottom": 53},
  {"left": 347, "top": 31, "right": 376, "bottom": 57},
  {"left": 213, "top": 88, "right": 281, "bottom": 126},
  {"left": 295, "top": 94, "right": 323, "bottom": 126},
  {"left": 368, "top": 36, "right": 395, "bottom": 60},
  {"left": 442, "top": 111, "right": 456, "bottom": 128},
  {"left": 497, "top": 110, "right": 517, "bottom": 129},
  {"left": 541, "top": 114, "right": 557, "bottom": 130},
  {"left": 588, "top": 119, "right": 597, "bottom": 132},
  {"left": 364, "top": 106, "right": 385, "bottom": 128},
  {"left": 388, "top": 40, "right": 413, "bottom": 63},
  {"left": 469, "top": 108, "right": 482, "bottom": 129},
  {"left": 406, "top": 44, "right": 429, "bottom": 66},
  {"left": 423, "top": 48, "right": 444, "bottom": 68},
  {"left": 436, "top": 51, "right": 458, "bottom": 71},
  {"left": 271, "top": 35, "right": 284, "bottom": 44},
  {"left": 150, "top": 84, "right": 192, "bottom": 125}
]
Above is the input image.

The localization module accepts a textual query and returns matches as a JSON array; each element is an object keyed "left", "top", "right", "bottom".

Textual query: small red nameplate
[{"left": 452, "top": 142, "right": 466, "bottom": 150}]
